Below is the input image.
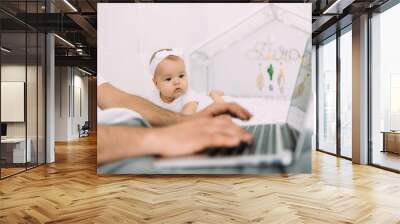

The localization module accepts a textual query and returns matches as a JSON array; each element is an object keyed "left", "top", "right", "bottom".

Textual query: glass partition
[
  {"left": 1, "top": 31, "right": 28, "bottom": 177},
  {"left": 27, "top": 31, "right": 38, "bottom": 169},
  {"left": 317, "top": 36, "right": 337, "bottom": 154},
  {"left": 0, "top": 1, "right": 46, "bottom": 179},
  {"left": 26, "top": 0, "right": 41, "bottom": 169},
  {"left": 38, "top": 32, "right": 45, "bottom": 165}
]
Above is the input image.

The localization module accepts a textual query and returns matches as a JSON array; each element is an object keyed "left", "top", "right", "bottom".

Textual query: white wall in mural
[
  {"left": 188, "top": 4, "right": 310, "bottom": 98},
  {"left": 98, "top": 3, "right": 311, "bottom": 98}
]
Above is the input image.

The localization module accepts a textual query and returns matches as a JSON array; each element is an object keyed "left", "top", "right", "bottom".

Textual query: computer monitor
[{"left": 1, "top": 123, "right": 7, "bottom": 137}]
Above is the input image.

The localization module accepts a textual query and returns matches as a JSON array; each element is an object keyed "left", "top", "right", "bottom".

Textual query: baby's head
[{"left": 150, "top": 49, "right": 188, "bottom": 103}]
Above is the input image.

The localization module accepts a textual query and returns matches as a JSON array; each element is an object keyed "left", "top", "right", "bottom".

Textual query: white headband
[{"left": 149, "top": 49, "right": 183, "bottom": 77}]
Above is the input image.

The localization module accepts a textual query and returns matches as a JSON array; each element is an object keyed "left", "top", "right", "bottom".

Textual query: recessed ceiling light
[
  {"left": 1, "top": 47, "right": 11, "bottom": 53},
  {"left": 54, "top": 34, "right": 75, "bottom": 48},
  {"left": 322, "top": 0, "right": 354, "bottom": 15},
  {"left": 78, "top": 67, "right": 92, "bottom": 76},
  {"left": 63, "top": 0, "right": 78, "bottom": 12}
]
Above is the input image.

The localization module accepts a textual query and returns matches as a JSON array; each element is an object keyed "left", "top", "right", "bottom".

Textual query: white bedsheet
[
  {"left": 98, "top": 95, "right": 292, "bottom": 127},
  {"left": 196, "top": 94, "right": 291, "bottom": 126}
]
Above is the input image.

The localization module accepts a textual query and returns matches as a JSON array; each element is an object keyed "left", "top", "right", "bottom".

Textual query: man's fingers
[
  {"left": 209, "top": 134, "right": 241, "bottom": 148},
  {"left": 227, "top": 103, "right": 252, "bottom": 120},
  {"left": 195, "top": 102, "right": 252, "bottom": 122},
  {"left": 215, "top": 114, "right": 232, "bottom": 122},
  {"left": 224, "top": 124, "right": 253, "bottom": 143},
  {"left": 211, "top": 117, "right": 252, "bottom": 143},
  {"left": 211, "top": 103, "right": 252, "bottom": 120}
]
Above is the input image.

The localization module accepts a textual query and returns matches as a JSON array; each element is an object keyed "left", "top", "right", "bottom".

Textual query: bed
[{"left": 196, "top": 94, "right": 291, "bottom": 126}]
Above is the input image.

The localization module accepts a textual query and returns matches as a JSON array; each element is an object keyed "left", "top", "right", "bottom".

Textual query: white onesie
[{"left": 148, "top": 89, "right": 199, "bottom": 113}]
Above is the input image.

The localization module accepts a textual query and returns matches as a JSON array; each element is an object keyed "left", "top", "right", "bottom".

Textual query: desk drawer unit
[
  {"left": 0, "top": 139, "right": 32, "bottom": 164},
  {"left": 383, "top": 132, "right": 400, "bottom": 154}
]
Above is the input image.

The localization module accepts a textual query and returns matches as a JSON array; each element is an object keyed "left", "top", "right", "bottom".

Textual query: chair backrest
[{"left": 82, "top": 121, "right": 90, "bottom": 129}]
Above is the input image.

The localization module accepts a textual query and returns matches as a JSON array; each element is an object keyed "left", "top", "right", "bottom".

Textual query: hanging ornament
[
  {"left": 256, "top": 63, "right": 265, "bottom": 91},
  {"left": 277, "top": 62, "right": 286, "bottom": 94},
  {"left": 267, "top": 64, "right": 274, "bottom": 91}
]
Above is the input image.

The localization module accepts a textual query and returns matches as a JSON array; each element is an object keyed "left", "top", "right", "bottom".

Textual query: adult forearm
[
  {"left": 97, "top": 83, "right": 185, "bottom": 126},
  {"left": 97, "top": 125, "right": 158, "bottom": 164},
  {"left": 181, "top": 102, "right": 198, "bottom": 115}
]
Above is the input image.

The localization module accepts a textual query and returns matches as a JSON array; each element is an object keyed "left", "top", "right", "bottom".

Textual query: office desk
[
  {"left": 1, "top": 138, "right": 31, "bottom": 163},
  {"left": 382, "top": 131, "right": 400, "bottom": 154}
]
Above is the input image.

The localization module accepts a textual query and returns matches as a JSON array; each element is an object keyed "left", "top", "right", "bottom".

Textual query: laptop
[{"left": 153, "top": 38, "right": 312, "bottom": 169}]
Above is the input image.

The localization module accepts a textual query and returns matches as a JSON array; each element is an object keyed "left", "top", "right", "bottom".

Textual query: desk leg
[{"left": 382, "top": 133, "right": 386, "bottom": 153}]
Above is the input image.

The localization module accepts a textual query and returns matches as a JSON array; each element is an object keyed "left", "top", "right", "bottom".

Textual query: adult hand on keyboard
[
  {"left": 148, "top": 116, "right": 252, "bottom": 157},
  {"left": 194, "top": 102, "right": 252, "bottom": 121}
]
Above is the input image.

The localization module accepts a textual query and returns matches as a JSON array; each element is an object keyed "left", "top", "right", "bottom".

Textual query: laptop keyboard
[{"left": 201, "top": 124, "right": 298, "bottom": 157}]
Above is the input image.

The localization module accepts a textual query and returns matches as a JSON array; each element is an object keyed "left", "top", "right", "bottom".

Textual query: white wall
[
  {"left": 71, "top": 74, "right": 89, "bottom": 138},
  {"left": 55, "top": 67, "right": 67, "bottom": 141},
  {"left": 55, "top": 67, "right": 89, "bottom": 141},
  {"left": 98, "top": 3, "right": 310, "bottom": 98},
  {"left": 1, "top": 65, "right": 38, "bottom": 138},
  {"left": 1, "top": 64, "right": 46, "bottom": 163}
]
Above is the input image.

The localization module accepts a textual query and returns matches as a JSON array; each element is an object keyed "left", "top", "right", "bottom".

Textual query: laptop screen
[{"left": 286, "top": 38, "right": 312, "bottom": 131}]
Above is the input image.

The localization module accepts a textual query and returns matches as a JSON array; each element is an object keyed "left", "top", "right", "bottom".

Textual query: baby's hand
[
  {"left": 209, "top": 90, "right": 225, "bottom": 104},
  {"left": 209, "top": 90, "right": 224, "bottom": 97}
]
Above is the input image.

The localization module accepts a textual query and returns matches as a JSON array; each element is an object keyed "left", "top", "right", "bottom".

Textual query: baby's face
[{"left": 153, "top": 58, "right": 188, "bottom": 102}]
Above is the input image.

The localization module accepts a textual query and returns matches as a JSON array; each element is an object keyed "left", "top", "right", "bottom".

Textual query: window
[
  {"left": 370, "top": 2, "right": 400, "bottom": 171},
  {"left": 317, "top": 36, "right": 337, "bottom": 154},
  {"left": 340, "top": 28, "right": 352, "bottom": 158}
]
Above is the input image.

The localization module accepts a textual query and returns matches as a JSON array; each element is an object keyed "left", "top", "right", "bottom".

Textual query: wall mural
[{"left": 246, "top": 37, "right": 299, "bottom": 96}]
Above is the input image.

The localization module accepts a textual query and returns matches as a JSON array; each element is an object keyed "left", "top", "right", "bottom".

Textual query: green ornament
[{"left": 267, "top": 64, "right": 274, "bottom": 81}]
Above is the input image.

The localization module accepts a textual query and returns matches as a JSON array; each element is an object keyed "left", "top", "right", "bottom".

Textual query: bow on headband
[{"left": 149, "top": 49, "right": 184, "bottom": 77}]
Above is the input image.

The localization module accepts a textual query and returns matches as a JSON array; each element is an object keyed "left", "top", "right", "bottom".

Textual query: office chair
[{"left": 79, "top": 121, "right": 90, "bottom": 138}]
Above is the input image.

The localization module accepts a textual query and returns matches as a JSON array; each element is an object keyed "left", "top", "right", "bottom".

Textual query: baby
[{"left": 149, "top": 48, "right": 224, "bottom": 115}]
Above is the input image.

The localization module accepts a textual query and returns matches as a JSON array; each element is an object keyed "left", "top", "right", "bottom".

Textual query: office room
[{"left": 0, "top": 0, "right": 400, "bottom": 223}]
